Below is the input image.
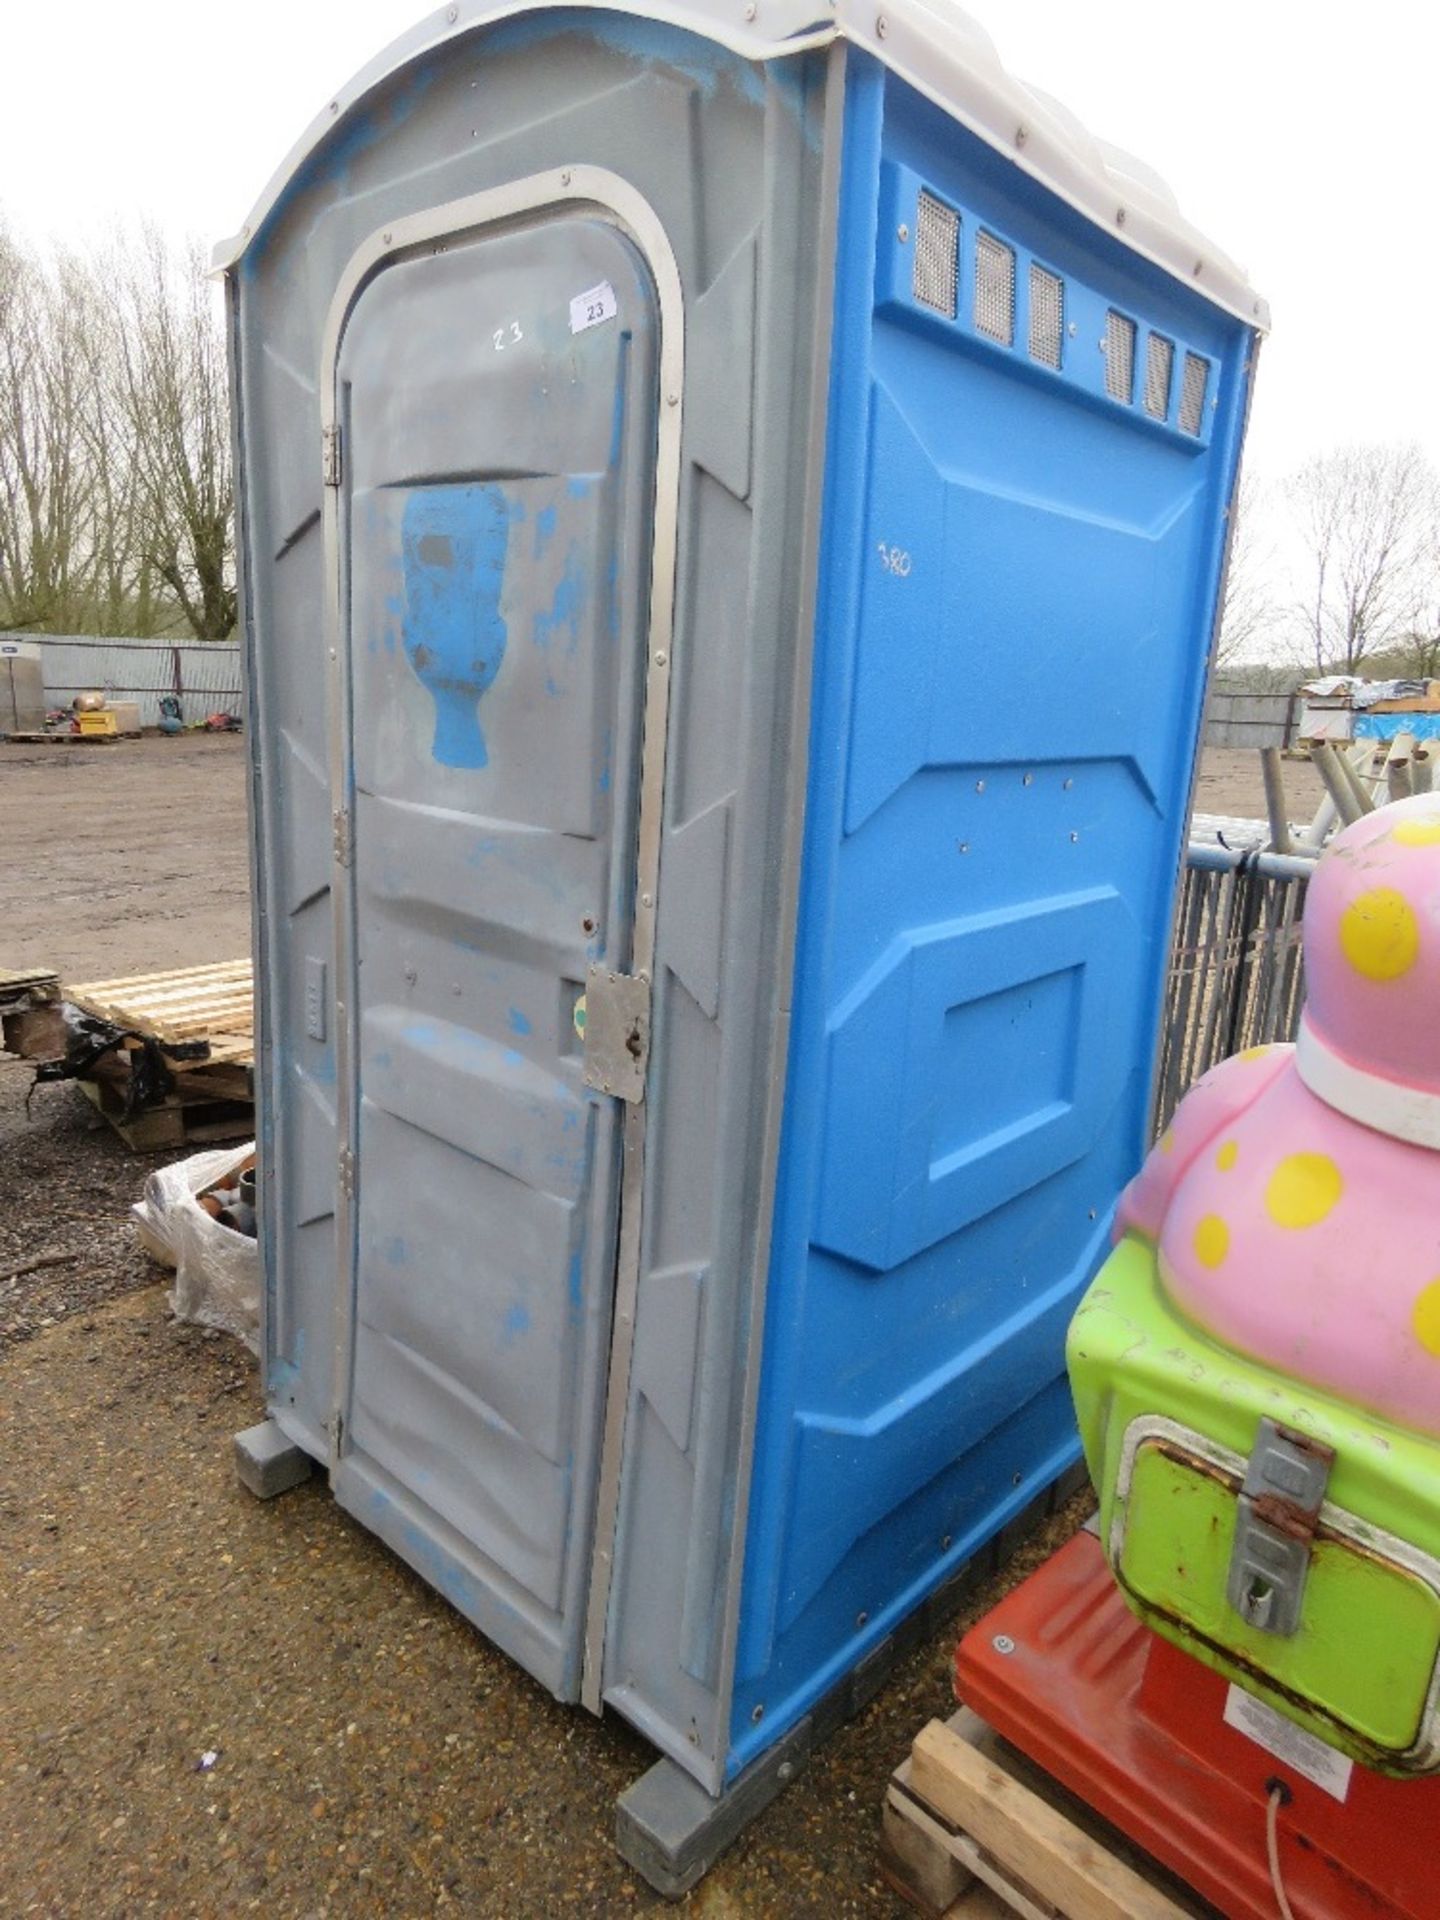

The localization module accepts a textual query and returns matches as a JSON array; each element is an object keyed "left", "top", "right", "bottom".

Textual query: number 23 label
[{"left": 570, "top": 281, "right": 618, "bottom": 335}]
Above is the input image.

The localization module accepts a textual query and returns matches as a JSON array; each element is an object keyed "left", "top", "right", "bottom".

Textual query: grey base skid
[
  {"left": 616, "top": 1459, "right": 1091, "bottom": 1897},
  {"left": 234, "top": 1420, "right": 316, "bottom": 1500}
]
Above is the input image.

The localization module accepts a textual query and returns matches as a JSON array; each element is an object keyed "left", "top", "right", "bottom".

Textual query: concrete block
[
  {"left": 234, "top": 1419, "right": 315, "bottom": 1500},
  {"left": 616, "top": 1720, "right": 811, "bottom": 1898}
]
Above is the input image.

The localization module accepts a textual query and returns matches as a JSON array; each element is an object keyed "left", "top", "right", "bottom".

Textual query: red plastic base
[{"left": 954, "top": 1531, "right": 1440, "bottom": 1920}]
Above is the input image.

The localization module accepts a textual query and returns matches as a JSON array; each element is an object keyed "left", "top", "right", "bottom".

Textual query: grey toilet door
[{"left": 329, "top": 207, "right": 660, "bottom": 1700}]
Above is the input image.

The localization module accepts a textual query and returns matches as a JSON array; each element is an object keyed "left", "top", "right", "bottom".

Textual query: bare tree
[
  {"left": 58, "top": 246, "right": 165, "bottom": 636},
  {"left": 1395, "top": 511, "right": 1440, "bottom": 680},
  {"left": 0, "top": 221, "right": 182, "bottom": 636},
  {"left": 1215, "top": 469, "right": 1275, "bottom": 665},
  {"left": 109, "top": 228, "right": 235, "bottom": 640},
  {"left": 0, "top": 224, "right": 93, "bottom": 631},
  {"left": 1286, "top": 443, "right": 1434, "bottom": 675}
]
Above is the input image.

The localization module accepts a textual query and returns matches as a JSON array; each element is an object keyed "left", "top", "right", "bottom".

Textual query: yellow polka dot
[
  {"left": 1216, "top": 1140, "right": 1239, "bottom": 1171},
  {"left": 1414, "top": 1282, "right": 1440, "bottom": 1357},
  {"left": 1394, "top": 817, "right": 1440, "bottom": 848},
  {"left": 1239, "top": 1046, "right": 1274, "bottom": 1061},
  {"left": 1159, "top": 1129, "right": 1175, "bottom": 1155},
  {"left": 1194, "top": 1215, "right": 1229, "bottom": 1268},
  {"left": 1340, "top": 887, "right": 1419, "bottom": 981},
  {"left": 1265, "top": 1153, "right": 1343, "bottom": 1230}
]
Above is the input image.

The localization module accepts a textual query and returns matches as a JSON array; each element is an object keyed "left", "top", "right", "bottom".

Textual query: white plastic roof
[{"left": 213, "top": 0, "right": 1268, "bottom": 328}]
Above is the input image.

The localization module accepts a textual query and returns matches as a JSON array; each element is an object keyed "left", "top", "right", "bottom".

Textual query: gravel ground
[
  {"left": 0, "top": 1060, "right": 180, "bottom": 1351},
  {"left": 0, "top": 1050, "right": 1093, "bottom": 1915},
  {"left": 0, "top": 726, "right": 1131, "bottom": 1914},
  {"left": 0, "top": 1266, "right": 1091, "bottom": 1917}
]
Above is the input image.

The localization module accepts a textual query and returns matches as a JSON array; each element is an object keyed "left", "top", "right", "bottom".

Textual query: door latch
[
  {"left": 582, "top": 965, "right": 650, "bottom": 1104},
  {"left": 1226, "top": 1418, "right": 1334, "bottom": 1637}
]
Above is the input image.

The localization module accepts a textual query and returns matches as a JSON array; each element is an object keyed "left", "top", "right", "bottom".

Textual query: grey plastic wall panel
[
  {"left": 599, "top": 67, "right": 832, "bottom": 1789},
  {"left": 233, "top": 304, "right": 336, "bottom": 1462},
  {"left": 230, "top": 14, "right": 831, "bottom": 1783}
]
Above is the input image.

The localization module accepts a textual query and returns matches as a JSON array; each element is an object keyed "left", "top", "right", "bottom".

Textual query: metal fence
[
  {"left": 1203, "top": 685, "right": 1299, "bottom": 751},
  {"left": 4, "top": 633, "right": 242, "bottom": 728},
  {"left": 1154, "top": 842, "right": 1313, "bottom": 1132}
]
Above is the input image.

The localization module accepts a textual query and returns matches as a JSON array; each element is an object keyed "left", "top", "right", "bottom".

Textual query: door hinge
[
  {"left": 332, "top": 806, "right": 353, "bottom": 868},
  {"left": 322, "top": 424, "right": 342, "bottom": 488},
  {"left": 338, "top": 1147, "right": 356, "bottom": 1201},
  {"left": 582, "top": 965, "right": 651, "bottom": 1104}
]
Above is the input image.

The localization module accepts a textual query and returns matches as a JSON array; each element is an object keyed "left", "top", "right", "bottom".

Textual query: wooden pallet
[
  {"left": 67, "top": 959, "right": 254, "bottom": 1068},
  {"left": 0, "top": 964, "right": 60, "bottom": 1004},
  {"left": 4, "top": 728, "right": 138, "bottom": 744},
  {"left": 76, "top": 1066, "right": 253, "bottom": 1152},
  {"left": 0, "top": 964, "right": 64, "bottom": 1057},
  {"left": 881, "top": 1709, "right": 1214, "bottom": 1920},
  {"left": 61, "top": 960, "right": 254, "bottom": 1149}
]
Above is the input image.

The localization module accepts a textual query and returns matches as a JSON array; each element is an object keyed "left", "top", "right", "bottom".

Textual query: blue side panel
[
  {"left": 1355, "top": 713, "right": 1440, "bottom": 740},
  {"left": 729, "top": 56, "right": 1255, "bottom": 1774}
]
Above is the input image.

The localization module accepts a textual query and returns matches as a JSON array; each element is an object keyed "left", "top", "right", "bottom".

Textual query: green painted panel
[
  {"left": 1069, "top": 1235, "right": 1440, "bottom": 1770},
  {"left": 1121, "top": 1443, "right": 1440, "bottom": 1751}
]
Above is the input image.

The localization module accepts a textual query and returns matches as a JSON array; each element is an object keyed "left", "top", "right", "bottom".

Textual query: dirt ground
[
  {"left": 1, "top": 735, "right": 1315, "bottom": 988},
  {"left": 0, "top": 1252, "right": 1089, "bottom": 1918},
  {"left": 1189, "top": 744, "right": 1325, "bottom": 824},
  {"left": 7, "top": 732, "right": 1297, "bottom": 1916},
  {"left": 1, "top": 732, "right": 250, "bottom": 982}
]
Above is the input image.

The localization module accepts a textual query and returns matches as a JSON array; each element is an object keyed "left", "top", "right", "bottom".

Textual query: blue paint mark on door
[{"left": 401, "top": 484, "right": 510, "bottom": 768}]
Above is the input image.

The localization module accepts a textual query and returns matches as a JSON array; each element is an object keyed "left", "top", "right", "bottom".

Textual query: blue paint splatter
[
  {"left": 533, "top": 503, "right": 558, "bottom": 560},
  {"left": 502, "top": 1300, "right": 532, "bottom": 1345},
  {"left": 566, "top": 474, "right": 596, "bottom": 500},
  {"left": 400, "top": 484, "right": 509, "bottom": 768},
  {"left": 532, "top": 540, "right": 587, "bottom": 656},
  {"left": 507, "top": 1008, "right": 532, "bottom": 1036},
  {"left": 607, "top": 359, "right": 628, "bottom": 469}
]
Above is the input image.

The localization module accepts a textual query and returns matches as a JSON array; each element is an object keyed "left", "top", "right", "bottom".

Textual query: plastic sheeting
[{"left": 133, "top": 1143, "right": 259, "bottom": 1352}]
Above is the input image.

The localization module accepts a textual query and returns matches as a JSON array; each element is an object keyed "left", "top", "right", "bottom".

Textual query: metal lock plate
[
  {"left": 1226, "top": 1418, "right": 1335, "bottom": 1637},
  {"left": 582, "top": 965, "right": 650, "bottom": 1103}
]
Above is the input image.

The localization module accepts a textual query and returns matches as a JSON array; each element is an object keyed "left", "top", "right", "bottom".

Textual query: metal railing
[{"left": 1154, "top": 842, "right": 1314, "bottom": 1133}]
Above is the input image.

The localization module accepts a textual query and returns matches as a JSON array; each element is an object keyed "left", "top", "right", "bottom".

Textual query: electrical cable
[{"left": 1266, "top": 1783, "right": 1297, "bottom": 1920}]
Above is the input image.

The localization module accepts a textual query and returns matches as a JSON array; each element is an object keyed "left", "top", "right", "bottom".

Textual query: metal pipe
[
  {"left": 1339, "top": 741, "right": 1378, "bottom": 814},
  {"left": 1384, "top": 731, "right": 1415, "bottom": 804},
  {"left": 1260, "top": 747, "right": 1292, "bottom": 855},
  {"left": 1311, "top": 742, "right": 1364, "bottom": 826}
]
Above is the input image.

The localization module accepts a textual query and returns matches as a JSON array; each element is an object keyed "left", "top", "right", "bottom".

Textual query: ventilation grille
[
  {"left": 1104, "top": 310, "right": 1136, "bottom": 402},
  {"left": 1029, "top": 264, "right": 1064, "bottom": 368},
  {"left": 974, "top": 232, "right": 1016, "bottom": 345},
  {"left": 1144, "top": 335, "right": 1174, "bottom": 419},
  {"left": 1179, "top": 352, "right": 1210, "bottom": 434},
  {"left": 913, "top": 193, "right": 959, "bottom": 318}
]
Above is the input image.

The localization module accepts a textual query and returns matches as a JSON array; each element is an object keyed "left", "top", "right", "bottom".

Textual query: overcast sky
[{"left": 2, "top": 0, "right": 1437, "bottom": 487}]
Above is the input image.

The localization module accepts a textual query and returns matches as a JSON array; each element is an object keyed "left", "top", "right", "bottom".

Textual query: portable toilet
[{"left": 218, "top": 0, "right": 1265, "bottom": 1889}]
